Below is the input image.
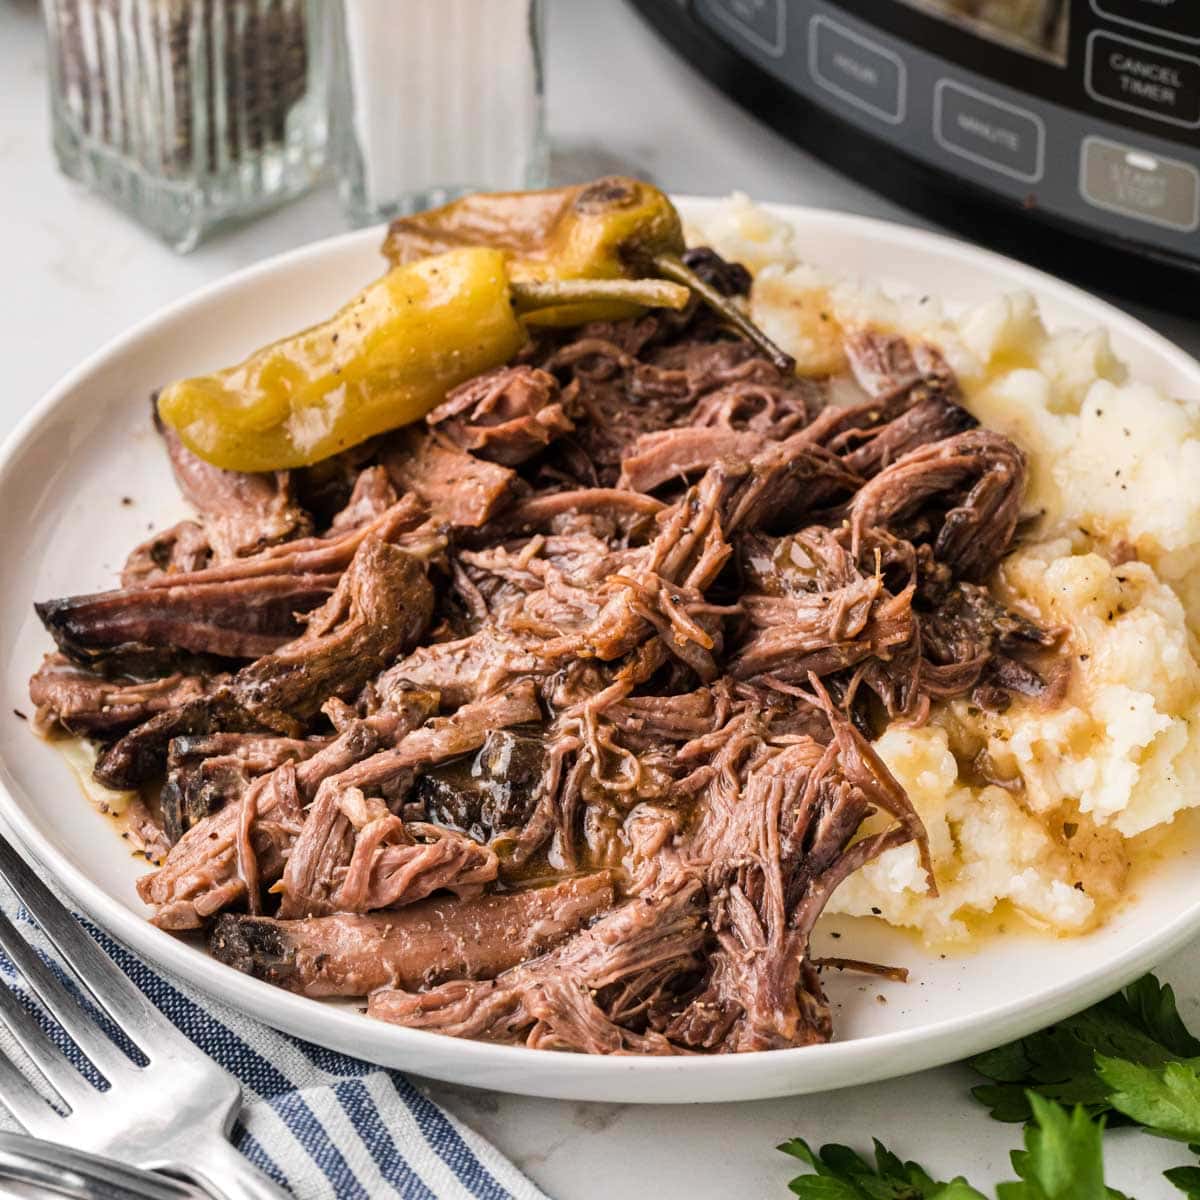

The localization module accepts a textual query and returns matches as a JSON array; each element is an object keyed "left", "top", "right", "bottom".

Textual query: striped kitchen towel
[{"left": 0, "top": 900, "right": 549, "bottom": 1200}]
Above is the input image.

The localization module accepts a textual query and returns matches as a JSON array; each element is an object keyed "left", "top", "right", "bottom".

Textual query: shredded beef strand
[{"left": 94, "top": 536, "right": 435, "bottom": 788}]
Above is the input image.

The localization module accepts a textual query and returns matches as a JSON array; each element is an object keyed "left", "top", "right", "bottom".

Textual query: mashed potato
[{"left": 691, "top": 196, "right": 1200, "bottom": 943}]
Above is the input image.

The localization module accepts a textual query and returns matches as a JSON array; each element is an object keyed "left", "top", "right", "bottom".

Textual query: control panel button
[
  {"left": 1080, "top": 136, "right": 1200, "bottom": 231},
  {"left": 1086, "top": 32, "right": 1200, "bottom": 127},
  {"left": 934, "top": 80, "right": 1044, "bottom": 182},
  {"left": 1091, "top": 0, "right": 1199, "bottom": 45},
  {"left": 809, "top": 15, "right": 906, "bottom": 125},
  {"left": 705, "top": 0, "right": 785, "bottom": 57}
]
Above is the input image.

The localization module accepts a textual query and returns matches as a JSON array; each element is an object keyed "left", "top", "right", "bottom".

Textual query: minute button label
[
  {"left": 934, "top": 81, "right": 1044, "bottom": 182},
  {"left": 1086, "top": 31, "right": 1200, "bottom": 127}
]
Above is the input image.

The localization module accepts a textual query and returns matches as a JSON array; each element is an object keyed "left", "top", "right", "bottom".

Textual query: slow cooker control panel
[{"left": 691, "top": 0, "right": 1199, "bottom": 260}]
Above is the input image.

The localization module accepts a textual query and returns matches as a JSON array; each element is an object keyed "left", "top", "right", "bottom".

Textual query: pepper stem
[
  {"left": 651, "top": 253, "right": 796, "bottom": 373},
  {"left": 510, "top": 277, "right": 691, "bottom": 313}
]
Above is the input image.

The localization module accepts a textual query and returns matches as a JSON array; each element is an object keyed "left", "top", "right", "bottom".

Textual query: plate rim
[{"left": 2, "top": 197, "right": 1199, "bottom": 1101}]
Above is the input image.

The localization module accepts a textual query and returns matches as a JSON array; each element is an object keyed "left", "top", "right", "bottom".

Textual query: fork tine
[
  {"left": 0, "top": 975, "right": 106, "bottom": 1108},
  {"left": 0, "top": 835, "right": 178, "bottom": 1056},
  {"left": 0, "top": 1044, "right": 62, "bottom": 1138},
  {"left": 0, "top": 906, "right": 134, "bottom": 1081}
]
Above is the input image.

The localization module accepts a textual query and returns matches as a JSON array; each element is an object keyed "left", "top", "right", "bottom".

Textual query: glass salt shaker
[
  {"left": 42, "top": 0, "right": 330, "bottom": 252},
  {"left": 329, "top": 0, "right": 548, "bottom": 226}
]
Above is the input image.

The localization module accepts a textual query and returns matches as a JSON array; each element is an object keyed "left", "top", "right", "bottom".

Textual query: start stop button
[{"left": 1080, "top": 136, "right": 1200, "bottom": 231}]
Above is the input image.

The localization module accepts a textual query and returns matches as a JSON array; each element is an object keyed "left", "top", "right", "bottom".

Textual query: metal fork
[
  {"left": 0, "top": 832, "right": 287, "bottom": 1200},
  {"left": 0, "top": 1131, "right": 206, "bottom": 1199}
]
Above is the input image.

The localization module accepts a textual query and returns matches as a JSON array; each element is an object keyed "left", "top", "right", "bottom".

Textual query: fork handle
[
  {"left": 0, "top": 1133, "right": 201, "bottom": 1200},
  {"left": 167, "top": 1138, "right": 289, "bottom": 1200}
]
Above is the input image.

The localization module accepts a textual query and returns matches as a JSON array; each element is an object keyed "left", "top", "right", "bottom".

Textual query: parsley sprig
[
  {"left": 781, "top": 974, "right": 1200, "bottom": 1199},
  {"left": 972, "top": 976, "right": 1200, "bottom": 1127},
  {"left": 778, "top": 1134, "right": 987, "bottom": 1199}
]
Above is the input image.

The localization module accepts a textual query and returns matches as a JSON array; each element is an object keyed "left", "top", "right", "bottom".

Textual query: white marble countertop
[{"left": 2, "top": 1, "right": 1199, "bottom": 1196}]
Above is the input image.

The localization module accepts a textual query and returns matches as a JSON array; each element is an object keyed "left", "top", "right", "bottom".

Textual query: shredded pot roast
[{"left": 28, "top": 249, "right": 1063, "bottom": 1054}]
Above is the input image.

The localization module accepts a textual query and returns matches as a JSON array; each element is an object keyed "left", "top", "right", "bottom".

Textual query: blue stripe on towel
[
  {"left": 394, "top": 1074, "right": 514, "bottom": 1200},
  {"left": 235, "top": 1124, "right": 293, "bottom": 1192},
  {"left": 332, "top": 1079, "right": 438, "bottom": 1200},
  {"left": 298, "top": 1040, "right": 512, "bottom": 1200}
]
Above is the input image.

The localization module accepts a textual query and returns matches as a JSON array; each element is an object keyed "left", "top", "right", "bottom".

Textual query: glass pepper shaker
[{"left": 42, "top": 0, "right": 330, "bottom": 252}]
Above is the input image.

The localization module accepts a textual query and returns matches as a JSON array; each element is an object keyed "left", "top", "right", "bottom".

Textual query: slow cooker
[{"left": 631, "top": 0, "right": 1200, "bottom": 305}]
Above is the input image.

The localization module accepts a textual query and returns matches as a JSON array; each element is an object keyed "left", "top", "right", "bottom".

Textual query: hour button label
[
  {"left": 809, "top": 16, "right": 906, "bottom": 124},
  {"left": 1086, "top": 32, "right": 1200, "bottom": 127}
]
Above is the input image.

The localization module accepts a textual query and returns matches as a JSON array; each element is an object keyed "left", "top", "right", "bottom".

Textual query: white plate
[{"left": 2, "top": 200, "right": 1199, "bottom": 1105}]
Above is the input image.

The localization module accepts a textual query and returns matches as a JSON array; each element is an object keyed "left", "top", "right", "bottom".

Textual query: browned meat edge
[{"left": 209, "top": 872, "right": 615, "bottom": 996}]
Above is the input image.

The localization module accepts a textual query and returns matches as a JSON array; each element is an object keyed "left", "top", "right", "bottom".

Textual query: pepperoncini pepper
[
  {"left": 383, "top": 177, "right": 684, "bottom": 281},
  {"left": 158, "top": 248, "right": 527, "bottom": 472},
  {"left": 383, "top": 177, "right": 683, "bottom": 326}
]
